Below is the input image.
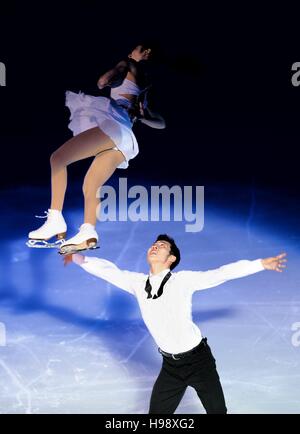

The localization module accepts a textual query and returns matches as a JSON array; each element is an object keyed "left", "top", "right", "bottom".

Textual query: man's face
[{"left": 147, "top": 240, "right": 174, "bottom": 268}]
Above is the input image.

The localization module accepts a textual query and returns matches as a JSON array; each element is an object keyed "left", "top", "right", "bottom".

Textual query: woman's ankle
[
  {"left": 48, "top": 208, "right": 64, "bottom": 214},
  {"left": 82, "top": 222, "right": 96, "bottom": 229}
]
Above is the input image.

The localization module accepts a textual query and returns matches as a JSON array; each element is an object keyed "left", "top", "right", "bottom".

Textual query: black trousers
[{"left": 149, "top": 339, "right": 227, "bottom": 414}]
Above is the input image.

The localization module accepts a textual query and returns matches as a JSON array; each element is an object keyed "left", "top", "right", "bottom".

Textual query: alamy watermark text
[
  {"left": 0, "top": 62, "right": 6, "bottom": 86},
  {"left": 96, "top": 178, "right": 204, "bottom": 233}
]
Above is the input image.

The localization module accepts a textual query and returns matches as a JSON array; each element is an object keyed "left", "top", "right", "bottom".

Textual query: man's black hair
[{"left": 155, "top": 234, "right": 181, "bottom": 270}]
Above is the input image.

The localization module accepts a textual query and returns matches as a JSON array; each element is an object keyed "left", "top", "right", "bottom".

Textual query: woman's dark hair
[
  {"left": 155, "top": 234, "right": 181, "bottom": 270},
  {"left": 130, "top": 39, "right": 162, "bottom": 62}
]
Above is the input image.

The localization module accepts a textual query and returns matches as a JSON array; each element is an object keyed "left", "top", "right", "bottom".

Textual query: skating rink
[{"left": 0, "top": 182, "right": 299, "bottom": 414}]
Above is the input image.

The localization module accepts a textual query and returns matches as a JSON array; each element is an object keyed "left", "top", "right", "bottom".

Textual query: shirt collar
[{"left": 149, "top": 268, "right": 171, "bottom": 280}]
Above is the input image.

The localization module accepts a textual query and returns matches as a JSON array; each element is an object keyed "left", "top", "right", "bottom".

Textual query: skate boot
[
  {"left": 59, "top": 223, "right": 99, "bottom": 255},
  {"left": 27, "top": 209, "right": 67, "bottom": 248}
]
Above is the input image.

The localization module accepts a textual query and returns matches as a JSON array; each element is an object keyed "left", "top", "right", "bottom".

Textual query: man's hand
[
  {"left": 63, "top": 253, "right": 85, "bottom": 267},
  {"left": 261, "top": 252, "right": 287, "bottom": 272},
  {"left": 63, "top": 254, "right": 74, "bottom": 267}
]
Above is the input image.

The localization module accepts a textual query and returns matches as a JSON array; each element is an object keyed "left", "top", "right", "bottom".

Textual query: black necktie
[{"left": 145, "top": 271, "right": 172, "bottom": 299}]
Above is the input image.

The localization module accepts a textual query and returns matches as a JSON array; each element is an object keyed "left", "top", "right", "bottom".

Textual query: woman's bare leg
[
  {"left": 50, "top": 127, "right": 116, "bottom": 211},
  {"left": 82, "top": 149, "right": 125, "bottom": 226}
]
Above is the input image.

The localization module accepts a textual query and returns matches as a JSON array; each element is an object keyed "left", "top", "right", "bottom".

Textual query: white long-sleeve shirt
[{"left": 78, "top": 257, "right": 265, "bottom": 354}]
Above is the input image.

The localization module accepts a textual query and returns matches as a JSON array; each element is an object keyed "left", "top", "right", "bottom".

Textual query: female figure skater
[{"left": 27, "top": 43, "right": 165, "bottom": 254}]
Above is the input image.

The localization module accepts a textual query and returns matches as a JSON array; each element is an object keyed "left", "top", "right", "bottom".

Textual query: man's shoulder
[
  {"left": 171, "top": 270, "right": 206, "bottom": 286},
  {"left": 172, "top": 269, "right": 203, "bottom": 277},
  {"left": 126, "top": 270, "right": 147, "bottom": 281},
  {"left": 130, "top": 270, "right": 147, "bottom": 277}
]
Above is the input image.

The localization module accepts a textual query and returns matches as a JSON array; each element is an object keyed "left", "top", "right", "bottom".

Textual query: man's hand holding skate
[{"left": 63, "top": 253, "right": 85, "bottom": 267}]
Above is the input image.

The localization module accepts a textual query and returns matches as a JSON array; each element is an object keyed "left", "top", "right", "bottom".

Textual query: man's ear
[{"left": 168, "top": 254, "right": 176, "bottom": 266}]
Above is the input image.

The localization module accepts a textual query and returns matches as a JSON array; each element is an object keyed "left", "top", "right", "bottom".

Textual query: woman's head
[
  {"left": 128, "top": 44, "right": 152, "bottom": 62},
  {"left": 128, "top": 39, "right": 161, "bottom": 63}
]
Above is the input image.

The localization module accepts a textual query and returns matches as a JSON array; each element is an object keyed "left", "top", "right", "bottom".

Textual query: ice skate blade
[
  {"left": 58, "top": 238, "right": 99, "bottom": 255},
  {"left": 26, "top": 238, "right": 66, "bottom": 249},
  {"left": 58, "top": 245, "right": 100, "bottom": 255}
]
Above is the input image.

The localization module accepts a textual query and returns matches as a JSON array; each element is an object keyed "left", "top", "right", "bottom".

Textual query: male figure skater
[{"left": 64, "top": 234, "right": 287, "bottom": 414}]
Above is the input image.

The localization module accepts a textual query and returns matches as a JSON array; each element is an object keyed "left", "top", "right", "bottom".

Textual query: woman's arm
[
  {"left": 131, "top": 92, "right": 166, "bottom": 129},
  {"left": 138, "top": 105, "right": 166, "bottom": 129},
  {"left": 97, "top": 60, "right": 129, "bottom": 89}
]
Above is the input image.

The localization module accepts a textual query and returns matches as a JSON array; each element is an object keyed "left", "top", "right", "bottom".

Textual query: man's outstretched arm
[
  {"left": 64, "top": 254, "right": 146, "bottom": 295},
  {"left": 177, "top": 253, "right": 287, "bottom": 293}
]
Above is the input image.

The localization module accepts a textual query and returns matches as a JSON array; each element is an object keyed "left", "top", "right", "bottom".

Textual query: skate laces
[{"left": 35, "top": 211, "right": 49, "bottom": 219}]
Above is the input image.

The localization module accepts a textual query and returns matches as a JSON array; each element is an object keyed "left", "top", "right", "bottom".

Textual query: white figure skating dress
[{"left": 65, "top": 78, "right": 143, "bottom": 168}]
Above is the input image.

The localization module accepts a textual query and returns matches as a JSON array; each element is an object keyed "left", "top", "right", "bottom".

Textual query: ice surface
[{"left": 0, "top": 184, "right": 299, "bottom": 413}]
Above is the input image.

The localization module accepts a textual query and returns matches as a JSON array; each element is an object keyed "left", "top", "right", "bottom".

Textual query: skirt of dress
[{"left": 65, "top": 90, "right": 139, "bottom": 169}]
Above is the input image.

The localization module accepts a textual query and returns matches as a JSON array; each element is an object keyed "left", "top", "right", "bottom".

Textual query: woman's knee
[
  {"left": 50, "top": 146, "right": 73, "bottom": 168},
  {"left": 50, "top": 148, "right": 70, "bottom": 169}
]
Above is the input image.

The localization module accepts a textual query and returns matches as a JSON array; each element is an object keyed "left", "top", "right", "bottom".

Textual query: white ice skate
[
  {"left": 27, "top": 209, "right": 67, "bottom": 248},
  {"left": 58, "top": 223, "right": 99, "bottom": 255}
]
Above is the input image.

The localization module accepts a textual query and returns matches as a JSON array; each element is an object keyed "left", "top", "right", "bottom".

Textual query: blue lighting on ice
[{"left": 0, "top": 182, "right": 299, "bottom": 413}]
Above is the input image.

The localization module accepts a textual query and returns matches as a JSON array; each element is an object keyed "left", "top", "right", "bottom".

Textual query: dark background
[{"left": 0, "top": 1, "right": 299, "bottom": 191}]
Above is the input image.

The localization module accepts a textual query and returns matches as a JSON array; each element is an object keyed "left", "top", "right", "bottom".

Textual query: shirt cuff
[
  {"left": 72, "top": 254, "right": 85, "bottom": 265},
  {"left": 253, "top": 258, "right": 265, "bottom": 272}
]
